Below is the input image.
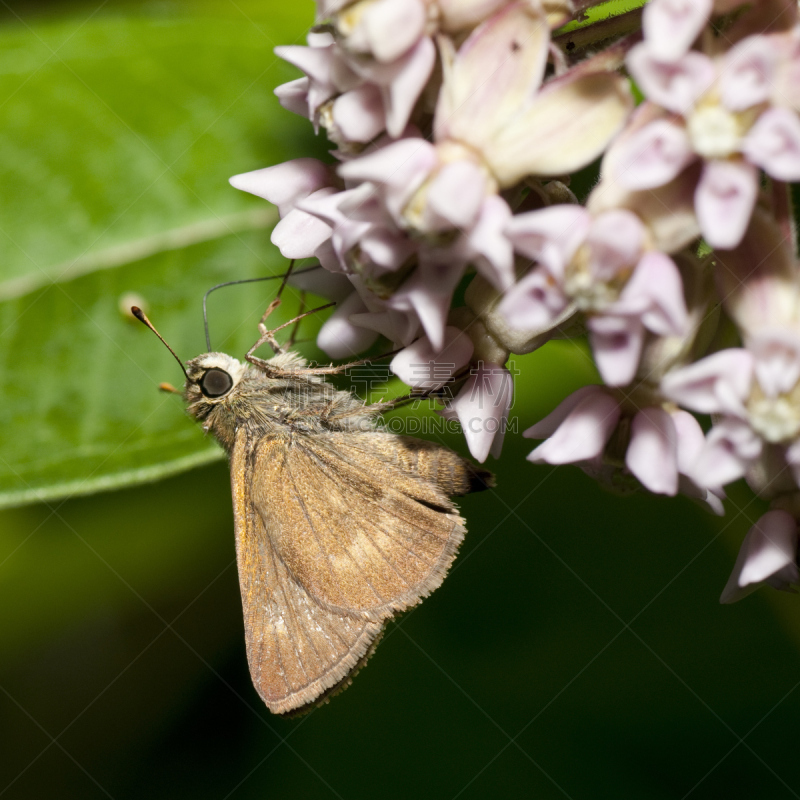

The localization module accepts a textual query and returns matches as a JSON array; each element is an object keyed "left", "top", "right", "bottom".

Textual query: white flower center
[
  {"left": 748, "top": 377, "right": 800, "bottom": 443},
  {"left": 749, "top": 397, "right": 800, "bottom": 442},
  {"left": 687, "top": 104, "right": 742, "bottom": 159}
]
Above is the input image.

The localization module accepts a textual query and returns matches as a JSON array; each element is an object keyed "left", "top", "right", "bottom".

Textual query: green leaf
[{"left": 0, "top": 0, "right": 327, "bottom": 508}]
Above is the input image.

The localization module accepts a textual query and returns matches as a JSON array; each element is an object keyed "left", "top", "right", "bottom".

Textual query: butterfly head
[
  {"left": 185, "top": 353, "right": 247, "bottom": 400},
  {"left": 183, "top": 353, "right": 250, "bottom": 441}
]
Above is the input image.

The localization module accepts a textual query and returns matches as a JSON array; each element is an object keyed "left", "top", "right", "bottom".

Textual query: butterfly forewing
[
  {"left": 248, "top": 430, "right": 467, "bottom": 622},
  {"left": 231, "top": 430, "right": 384, "bottom": 715}
]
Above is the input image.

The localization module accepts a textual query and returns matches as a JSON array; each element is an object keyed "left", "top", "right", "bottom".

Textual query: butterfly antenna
[
  {"left": 131, "top": 306, "right": 190, "bottom": 381},
  {"left": 275, "top": 258, "right": 296, "bottom": 304},
  {"left": 202, "top": 261, "right": 320, "bottom": 350}
]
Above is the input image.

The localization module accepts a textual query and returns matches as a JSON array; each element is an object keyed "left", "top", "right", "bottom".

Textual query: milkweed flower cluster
[{"left": 231, "top": 0, "right": 800, "bottom": 604}]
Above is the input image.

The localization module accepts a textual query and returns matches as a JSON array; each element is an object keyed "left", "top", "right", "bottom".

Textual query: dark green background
[{"left": 2, "top": 1, "right": 799, "bottom": 798}]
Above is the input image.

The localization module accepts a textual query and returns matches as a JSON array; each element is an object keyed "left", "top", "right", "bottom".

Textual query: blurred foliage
[
  {"left": 1, "top": 1, "right": 799, "bottom": 799},
  {"left": 0, "top": 0, "right": 329, "bottom": 507}
]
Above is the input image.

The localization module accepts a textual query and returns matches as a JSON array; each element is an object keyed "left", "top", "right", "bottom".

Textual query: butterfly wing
[
  {"left": 247, "top": 429, "right": 472, "bottom": 622},
  {"left": 231, "top": 430, "right": 383, "bottom": 715}
]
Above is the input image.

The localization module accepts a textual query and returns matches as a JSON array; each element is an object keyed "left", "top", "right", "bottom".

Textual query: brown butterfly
[{"left": 133, "top": 282, "right": 492, "bottom": 715}]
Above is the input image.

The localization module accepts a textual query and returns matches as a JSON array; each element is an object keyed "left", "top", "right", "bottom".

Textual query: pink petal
[
  {"left": 642, "top": 0, "right": 712, "bottom": 62},
  {"left": 702, "top": 488, "right": 727, "bottom": 516},
  {"left": 627, "top": 45, "right": 715, "bottom": 114},
  {"left": 338, "top": 137, "right": 437, "bottom": 218},
  {"left": 742, "top": 107, "right": 800, "bottom": 181},
  {"left": 661, "top": 349, "right": 754, "bottom": 415},
  {"left": 332, "top": 85, "right": 386, "bottom": 143},
  {"left": 498, "top": 269, "right": 571, "bottom": 333},
  {"left": 712, "top": 208, "right": 797, "bottom": 334},
  {"left": 338, "top": 136, "right": 435, "bottom": 184},
  {"left": 360, "top": 228, "right": 417, "bottom": 270},
  {"left": 372, "top": 37, "right": 436, "bottom": 137},
  {"left": 695, "top": 158, "right": 758, "bottom": 249},
  {"left": 673, "top": 407, "right": 727, "bottom": 512},
  {"left": 298, "top": 185, "right": 373, "bottom": 258},
  {"left": 287, "top": 268, "right": 354, "bottom": 302},
  {"left": 694, "top": 418, "right": 762, "bottom": 487},
  {"left": 425, "top": 161, "right": 488, "bottom": 230},
  {"left": 626, "top": 407, "right": 679, "bottom": 495},
  {"left": 617, "top": 251, "right": 688, "bottom": 336},
  {"left": 271, "top": 187, "right": 337, "bottom": 259},
  {"left": 349, "top": 307, "right": 420, "bottom": 346},
  {"left": 447, "top": 362, "right": 514, "bottom": 462},
  {"left": 524, "top": 385, "right": 608, "bottom": 439},
  {"left": 363, "top": 0, "right": 426, "bottom": 63},
  {"left": 390, "top": 327, "right": 474, "bottom": 390},
  {"left": 749, "top": 329, "right": 800, "bottom": 398},
  {"left": 720, "top": 35, "right": 776, "bottom": 111},
  {"left": 610, "top": 119, "right": 695, "bottom": 190},
  {"left": 505, "top": 205, "right": 591, "bottom": 275},
  {"left": 314, "top": 238, "right": 345, "bottom": 273},
  {"left": 389, "top": 260, "right": 464, "bottom": 350},
  {"left": 435, "top": 3, "right": 549, "bottom": 145},
  {"left": 588, "top": 315, "right": 645, "bottom": 387},
  {"left": 336, "top": 181, "right": 393, "bottom": 225},
  {"left": 316, "top": 291, "right": 379, "bottom": 358},
  {"left": 274, "top": 77, "right": 310, "bottom": 118},
  {"left": 527, "top": 388, "right": 620, "bottom": 464},
  {"left": 437, "top": 0, "right": 509, "bottom": 31},
  {"left": 588, "top": 162, "right": 702, "bottom": 254},
  {"left": 275, "top": 44, "right": 333, "bottom": 84},
  {"left": 229, "top": 159, "right": 332, "bottom": 216},
  {"left": 486, "top": 71, "right": 633, "bottom": 184},
  {"left": 671, "top": 409, "right": 706, "bottom": 474},
  {"left": 584, "top": 210, "right": 646, "bottom": 282},
  {"left": 720, "top": 510, "right": 799, "bottom": 603},
  {"left": 464, "top": 195, "right": 515, "bottom": 291}
]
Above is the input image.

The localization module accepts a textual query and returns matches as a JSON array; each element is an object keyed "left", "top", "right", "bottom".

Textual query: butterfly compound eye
[{"left": 200, "top": 368, "right": 233, "bottom": 398}]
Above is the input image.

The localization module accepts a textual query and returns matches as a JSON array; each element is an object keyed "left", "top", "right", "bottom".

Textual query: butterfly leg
[
  {"left": 246, "top": 304, "right": 286, "bottom": 360},
  {"left": 299, "top": 347, "right": 402, "bottom": 376},
  {"left": 246, "top": 302, "right": 336, "bottom": 368}
]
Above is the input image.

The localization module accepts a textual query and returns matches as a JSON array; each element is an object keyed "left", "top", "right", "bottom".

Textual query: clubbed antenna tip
[{"left": 132, "top": 306, "right": 189, "bottom": 382}]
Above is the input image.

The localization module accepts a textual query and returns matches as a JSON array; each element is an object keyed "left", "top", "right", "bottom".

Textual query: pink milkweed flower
[
  {"left": 713, "top": 207, "right": 800, "bottom": 339},
  {"left": 608, "top": 31, "right": 800, "bottom": 249},
  {"left": 433, "top": 3, "right": 632, "bottom": 187},
  {"left": 275, "top": 32, "right": 364, "bottom": 132},
  {"left": 640, "top": 0, "right": 714, "bottom": 63},
  {"left": 661, "top": 332, "right": 800, "bottom": 491},
  {"left": 275, "top": 7, "right": 436, "bottom": 143},
  {"left": 640, "top": 0, "right": 798, "bottom": 63},
  {"left": 295, "top": 177, "right": 473, "bottom": 350},
  {"left": 297, "top": 180, "right": 417, "bottom": 276},
  {"left": 331, "top": 0, "right": 431, "bottom": 64},
  {"left": 524, "top": 384, "right": 723, "bottom": 508},
  {"left": 439, "top": 361, "right": 514, "bottom": 462},
  {"left": 720, "top": 509, "right": 800, "bottom": 603},
  {"left": 340, "top": 1, "right": 631, "bottom": 252},
  {"left": 498, "top": 206, "right": 688, "bottom": 386},
  {"left": 338, "top": 138, "right": 515, "bottom": 294}
]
